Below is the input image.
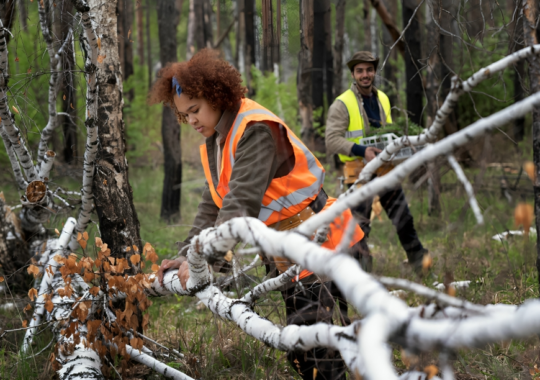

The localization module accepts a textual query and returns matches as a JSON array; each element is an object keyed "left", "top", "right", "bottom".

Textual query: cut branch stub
[{"left": 26, "top": 181, "right": 47, "bottom": 203}]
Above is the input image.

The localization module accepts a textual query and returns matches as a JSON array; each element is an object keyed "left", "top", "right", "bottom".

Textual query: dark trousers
[
  {"left": 349, "top": 184, "right": 424, "bottom": 265},
  {"left": 281, "top": 282, "right": 347, "bottom": 380}
]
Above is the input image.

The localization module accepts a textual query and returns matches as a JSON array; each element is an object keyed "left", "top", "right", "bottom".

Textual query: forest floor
[{"left": 0, "top": 154, "right": 539, "bottom": 379}]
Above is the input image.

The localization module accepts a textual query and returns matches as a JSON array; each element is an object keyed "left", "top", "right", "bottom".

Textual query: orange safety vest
[{"left": 200, "top": 98, "right": 364, "bottom": 280}]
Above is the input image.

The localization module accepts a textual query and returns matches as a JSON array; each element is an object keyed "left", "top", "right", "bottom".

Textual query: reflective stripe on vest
[
  {"left": 337, "top": 88, "right": 392, "bottom": 163},
  {"left": 200, "top": 98, "right": 325, "bottom": 226}
]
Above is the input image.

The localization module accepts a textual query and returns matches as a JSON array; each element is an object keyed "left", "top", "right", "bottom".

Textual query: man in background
[{"left": 325, "top": 51, "right": 429, "bottom": 273}]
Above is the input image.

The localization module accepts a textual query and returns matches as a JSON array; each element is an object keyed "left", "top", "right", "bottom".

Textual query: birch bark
[{"left": 87, "top": 0, "right": 142, "bottom": 260}]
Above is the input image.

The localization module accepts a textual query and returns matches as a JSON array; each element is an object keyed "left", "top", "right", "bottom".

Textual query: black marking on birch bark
[{"left": 335, "top": 331, "right": 356, "bottom": 343}]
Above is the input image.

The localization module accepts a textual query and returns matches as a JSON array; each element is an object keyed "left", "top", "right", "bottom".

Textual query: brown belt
[
  {"left": 266, "top": 190, "right": 327, "bottom": 275},
  {"left": 268, "top": 189, "right": 327, "bottom": 231}
]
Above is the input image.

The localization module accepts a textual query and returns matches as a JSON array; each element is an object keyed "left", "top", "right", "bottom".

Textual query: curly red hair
[{"left": 149, "top": 49, "right": 246, "bottom": 123}]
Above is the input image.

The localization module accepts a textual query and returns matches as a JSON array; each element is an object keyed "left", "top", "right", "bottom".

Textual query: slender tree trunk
[
  {"left": 280, "top": 0, "right": 292, "bottom": 81},
  {"left": 261, "top": 0, "right": 274, "bottom": 73},
  {"left": 136, "top": 0, "right": 144, "bottom": 65},
  {"left": 298, "top": 0, "right": 314, "bottom": 150},
  {"left": 187, "top": 0, "right": 196, "bottom": 59},
  {"left": 119, "top": 0, "right": 134, "bottom": 82},
  {"left": 244, "top": 0, "right": 255, "bottom": 93},
  {"left": 202, "top": 0, "right": 213, "bottom": 48},
  {"left": 88, "top": 0, "right": 142, "bottom": 260},
  {"left": 145, "top": 0, "right": 152, "bottom": 88},
  {"left": 403, "top": 0, "right": 423, "bottom": 126},
  {"left": 58, "top": 0, "right": 77, "bottom": 164},
  {"left": 17, "top": 0, "right": 26, "bottom": 31},
  {"left": 157, "top": 0, "right": 181, "bottom": 222},
  {"left": 510, "top": 0, "right": 526, "bottom": 142},
  {"left": 312, "top": 0, "right": 326, "bottom": 109},
  {"left": 275, "top": 0, "right": 281, "bottom": 71},
  {"left": 522, "top": 0, "right": 540, "bottom": 289},
  {"left": 323, "top": 0, "right": 333, "bottom": 105},
  {"left": 363, "top": 0, "right": 372, "bottom": 51},
  {"left": 426, "top": 0, "right": 441, "bottom": 215},
  {"left": 440, "top": 0, "right": 458, "bottom": 134},
  {"left": 0, "top": 0, "right": 15, "bottom": 44},
  {"left": 333, "top": 0, "right": 345, "bottom": 99},
  {"left": 235, "top": 0, "right": 244, "bottom": 71},
  {"left": 382, "top": 0, "right": 398, "bottom": 108}
]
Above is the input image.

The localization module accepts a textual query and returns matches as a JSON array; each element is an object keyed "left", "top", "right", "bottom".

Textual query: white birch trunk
[{"left": 69, "top": 0, "right": 100, "bottom": 250}]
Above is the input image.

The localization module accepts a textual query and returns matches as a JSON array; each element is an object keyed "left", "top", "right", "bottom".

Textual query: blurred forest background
[
  {"left": 1, "top": 1, "right": 540, "bottom": 378},
  {"left": 0, "top": 0, "right": 530, "bottom": 196}
]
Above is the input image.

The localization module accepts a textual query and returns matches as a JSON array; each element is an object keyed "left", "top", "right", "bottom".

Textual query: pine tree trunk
[
  {"left": 158, "top": 0, "right": 182, "bottom": 222},
  {"left": 382, "top": 0, "right": 398, "bottom": 108},
  {"left": 17, "top": 0, "right": 26, "bottom": 31},
  {"left": 0, "top": 0, "right": 15, "bottom": 44},
  {"left": 402, "top": 0, "right": 423, "bottom": 126},
  {"left": 57, "top": 0, "right": 78, "bottom": 164},
  {"left": 426, "top": 0, "right": 441, "bottom": 216},
  {"left": 363, "top": 0, "right": 371, "bottom": 51},
  {"left": 88, "top": 0, "right": 142, "bottom": 261},
  {"left": 440, "top": 0, "right": 458, "bottom": 134},
  {"left": 118, "top": 0, "right": 134, "bottom": 88},
  {"left": 261, "top": 0, "right": 274, "bottom": 73},
  {"left": 145, "top": 0, "right": 152, "bottom": 89},
  {"left": 298, "top": 0, "right": 314, "bottom": 150},
  {"left": 244, "top": 0, "right": 255, "bottom": 68},
  {"left": 333, "top": 0, "right": 345, "bottom": 99},
  {"left": 136, "top": 0, "right": 145, "bottom": 65},
  {"left": 522, "top": 0, "right": 540, "bottom": 290},
  {"left": 187, "top": 0, "right": 196, "bottom": 59},
  {"left": 510, "top": 0, "right": 526, "bottom": 142}
]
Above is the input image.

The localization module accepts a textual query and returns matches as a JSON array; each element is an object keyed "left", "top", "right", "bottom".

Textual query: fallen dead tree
[{"left": 1, "top": 2, "right": 540, "bottom": 378}]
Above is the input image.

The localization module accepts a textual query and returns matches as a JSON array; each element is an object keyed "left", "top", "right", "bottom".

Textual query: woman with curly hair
[{"left": 151, "top": 49, "right": 364, "bottom": 380}]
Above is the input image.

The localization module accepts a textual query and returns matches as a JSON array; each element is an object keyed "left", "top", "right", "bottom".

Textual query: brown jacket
[
  {"left": 177, "top": 102, "right": 295, "bottom": 255},
  {"left": 325, "top": 84, "right": 387, "bottom": 157}
]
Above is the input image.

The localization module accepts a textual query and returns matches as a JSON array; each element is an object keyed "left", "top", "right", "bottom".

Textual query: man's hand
[
  {"left": 157, "top": 257, "right": 190, "bottom": 289},
  {"left": 364, "top": 147, "right": 381, "bottom": 162}
]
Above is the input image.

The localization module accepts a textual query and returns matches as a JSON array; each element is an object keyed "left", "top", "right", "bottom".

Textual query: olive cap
[{"left": 346, "top": 51, "right": 379, "bottom": 72}]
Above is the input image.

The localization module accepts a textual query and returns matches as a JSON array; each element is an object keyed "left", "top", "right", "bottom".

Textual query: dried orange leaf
[
  {"left": 95, "top": 237, "right": 103, "bottom": 247},
  {"left": 97, "top": 37, "right": 101, "bottom": 49},
  {"left": 89, "top": 286, "right": 100, "bottom": 296},
  {"left": 524, "top": 161, "right": 536, "bottom": 182},
  {"left": 224, "top": 250, "right": 233, "bottom": 262},
  {"left": 24, "top": 303, "right": 32, "bottom": 312},
  {"left": 130, "top": 254, "right": 141, "bottom": 265},
  {"left": 55, "top": 228, "right": 60, "bottom": 236},
  {"left": 28, "top": 288, "right": 38, "bottom": 301},
  {"left": 83, "top": 231, "right": 89, "bottom": 241},
  {"left": 446, "top": 285, "right": 456, "bottom": 297},
  {"left": 0, "top": 276, "right": 4, "bottom": 283},
  {"left": 27, "top": 264, "right": 40, "bottom": 277},
  {"left": 151, "top": 264, "right": 159, "bottom": 273},
  {"left": 22, "top": 320, "right": 28, "bottom": 328},
  {"left": 11, "top": 105, "right": 19, "bottom": 114},
  {"left": 45, "top": 300, "right": 54, "bottom": 313},
  {"left": 514, "top": 203, "right": 534, "bottom": 235},
  {"left": 424, "top": 364, "right": 438, "bottom": 379}
]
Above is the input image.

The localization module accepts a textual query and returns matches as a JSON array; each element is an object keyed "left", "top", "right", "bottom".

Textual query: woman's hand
[{"left": 157, "top": 257, "right": 190, "bottom": 289}]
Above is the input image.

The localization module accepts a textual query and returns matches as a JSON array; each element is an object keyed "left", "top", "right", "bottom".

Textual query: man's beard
[{"left": 355, "top": 78, "right": 373, "bottom": 89}]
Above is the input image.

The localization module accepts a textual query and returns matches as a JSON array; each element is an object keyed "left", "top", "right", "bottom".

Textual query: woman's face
[{"left": 174, "top": 93, "right": 222, "bottom": 138}]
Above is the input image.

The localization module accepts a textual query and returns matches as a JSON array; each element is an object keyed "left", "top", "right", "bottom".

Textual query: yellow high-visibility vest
[{"left": 336, "top": 88, "right": 392, "bottom": 162}]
